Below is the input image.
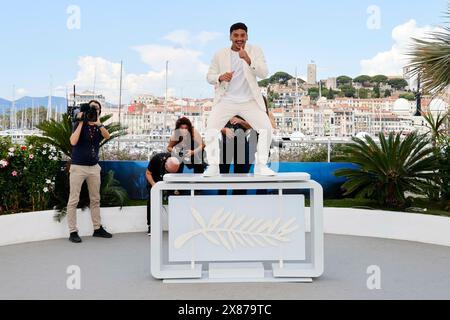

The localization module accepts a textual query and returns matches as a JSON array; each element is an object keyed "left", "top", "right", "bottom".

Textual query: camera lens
[{"left": 85, "top": 107, "right": 98, "bottom": 122}]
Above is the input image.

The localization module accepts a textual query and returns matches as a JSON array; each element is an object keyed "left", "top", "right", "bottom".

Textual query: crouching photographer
[{"left": 67, "top": 100, "right": 112, "bottom": 243}]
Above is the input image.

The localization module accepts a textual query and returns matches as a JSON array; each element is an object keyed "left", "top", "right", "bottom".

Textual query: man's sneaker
[
  {"left": 254, "top": 164, "right": 276, "bottom": 176},
  {"left": 93, "top": 226, "right": 113, "bottom": 238},
  {"left": 203, "top": 165, "right": 220, "bottom": 177},
  {"left": 69, "top": 232, "right": 82, "bottom": 243},
  {"left": 147, "top": 226, "right": 151, "bottom": 236}
]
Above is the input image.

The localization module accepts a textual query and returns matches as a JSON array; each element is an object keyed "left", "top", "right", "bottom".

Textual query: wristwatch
[{"left": 97, "top": 124, "right": 105, "bottom": 129}]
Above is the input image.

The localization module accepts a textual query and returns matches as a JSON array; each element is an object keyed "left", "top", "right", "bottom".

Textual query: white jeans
[{"left": 205, "top": 99, "right": 273, "bottom": 166}]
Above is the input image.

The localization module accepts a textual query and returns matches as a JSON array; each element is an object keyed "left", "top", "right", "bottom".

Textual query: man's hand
[
  {"left": 239, "top": 47, "right": 251, "bottom": 66},
  {"left": 94, "top": 111, "right": 102, "bottom": 126},
  {"left": 230, "top": 117, "right": 244, "bottom": 126},
  {"left": 219, "top": 71, "right": 234, "bottom": 83},
  {"left": 221, "top": 128, "right": 235, "bottom": 139}
]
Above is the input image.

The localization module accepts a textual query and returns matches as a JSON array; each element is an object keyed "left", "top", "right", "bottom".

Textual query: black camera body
[
  {"left": 69, "top": 103, "right": 98, "bottom": 123},
  {"left": 79, "top": 103, "right": 98, "bottom": 122}
]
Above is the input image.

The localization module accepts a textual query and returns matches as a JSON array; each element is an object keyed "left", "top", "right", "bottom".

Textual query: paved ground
[{"left": 0, "top": 233, "right": 449, "bottom": 300}]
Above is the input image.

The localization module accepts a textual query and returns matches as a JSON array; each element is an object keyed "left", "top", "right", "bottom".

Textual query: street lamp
[{"left": 414, "top": 73, "right": 422, "bottom": 117}]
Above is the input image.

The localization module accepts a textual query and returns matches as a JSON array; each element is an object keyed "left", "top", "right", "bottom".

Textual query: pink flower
[
  {"left": 0, "top": 160, "right": 8, "bottom": 168},
  {"left": 12, "top": 171, "right": 18, "bottom": 177},
  {"left": 29, "top": 154, "right": 34, "bottom": 159}
]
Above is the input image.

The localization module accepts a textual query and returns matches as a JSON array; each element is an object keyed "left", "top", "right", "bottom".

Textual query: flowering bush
[{"left": 0, "top": 137, "right": 61, "bottom": 214}]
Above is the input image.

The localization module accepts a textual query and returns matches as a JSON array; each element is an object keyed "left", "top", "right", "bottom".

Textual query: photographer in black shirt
[
  {"left": 67, "top": 100, "right": 112, "bottom": 243},
  {"left": 145, "top": 153, "right": 181, "bottom": 235}
]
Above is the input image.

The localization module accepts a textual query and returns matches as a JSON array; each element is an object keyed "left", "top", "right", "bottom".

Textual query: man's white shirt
[
  {"left": 221, "top": 50, "right": 254, "bottom": 104},
  {"left": 206, "top": 44, "right": 269, "bottom": 111}
]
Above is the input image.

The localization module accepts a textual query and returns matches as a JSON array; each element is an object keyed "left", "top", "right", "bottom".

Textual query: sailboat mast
[
  {"left": 118, "top": 60, "right": 123, "bottom": 149},
  {"left": 31, "top": 98, "right": 35, "bottom": 129},
  {"left": 295, "top": 68, "right": 300, "bottom": 132},
  {"left": 11, "top": 85, "right": 16, "bottom": 129},
  {"left": 47, "top": 76, "right": 52, "bottom": 121},
  {"left": 164, "top": 60, "right": 168, "bottom": 135}
]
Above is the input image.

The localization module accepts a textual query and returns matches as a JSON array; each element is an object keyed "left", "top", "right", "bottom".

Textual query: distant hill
[
  {"left": 0, "top": 98, "right": 11, "bottom": 107},
  {"left": 0, "top": 96, "right": 67, "bottom": 111},
  {"left": 258, "top": 71, "right": 304, "bottom": 87},
  {"left": 0, "top": 96, "right": 119, "bottom": 112}
]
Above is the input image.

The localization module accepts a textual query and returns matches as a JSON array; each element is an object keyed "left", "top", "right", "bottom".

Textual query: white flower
[
  {"left": 29, "top": 145, "right": 33, "bottom": 150},
  {"left": 42, "top": 151, "right": 47, "bottom": 155},
  {"left": 8, "top": 152, "right": 14, "bottom": 157},
  {"left": 48, "top": 155, "right": 53, "bottom": 160},
  {"left": 8, "top": 147, "right": 14, "bottom": 152},
  {"left": 0, "top": 160, "right": 8, "bottom": 168},
  {"left": 46, "top": 179, "right": 51, "bottom": 184},
  {"left": 53, "top": 156, "right": 58, "bottom": 161},
  {"left": 43, "top": 187, "right": 49, "bottom": 193},
  {"left": 43, "top": 144, "right": 48, "bottom": 148},
  {"left": 51, "top": 182, "right": 55, "bottom": 186}
]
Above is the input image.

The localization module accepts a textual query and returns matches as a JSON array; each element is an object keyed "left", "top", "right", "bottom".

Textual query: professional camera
[
  {"left": 69, "top": 103, "right": 98, "bottom": 123},
  {"left": 79, "top": 103, "right": 98, "bottom": 122}
]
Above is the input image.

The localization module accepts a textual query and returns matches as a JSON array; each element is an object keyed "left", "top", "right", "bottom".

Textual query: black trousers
[
  {"left": 219, "top": 135, "right": 252, "bottom": 195},
  {"left": 180, "top": 162, "right": 205, "bottom": 174}
]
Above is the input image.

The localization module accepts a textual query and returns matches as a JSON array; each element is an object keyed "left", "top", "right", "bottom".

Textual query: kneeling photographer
[{"left": 67, "top": 100, "right": 112, "bottom": 243}]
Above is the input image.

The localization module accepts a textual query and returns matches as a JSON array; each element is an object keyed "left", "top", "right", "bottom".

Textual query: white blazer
[{"left": 206, "top": 44, "right": 269, "bottom": 112}]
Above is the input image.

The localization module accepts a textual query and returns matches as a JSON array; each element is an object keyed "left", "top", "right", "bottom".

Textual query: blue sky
[{"left": 0, "top": 0, "right": 448, "bottom": 103}]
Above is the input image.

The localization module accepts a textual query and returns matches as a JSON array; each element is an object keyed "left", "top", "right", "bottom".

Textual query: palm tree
[
  {"left": 334, "top": 132, "right": 438, "bottom": 209},
  {"left": 28, "top": 113, "right": 127, "bottom": 158},
  {"left": 407, "top": 3, "right": 450, "bottom": 94},
  {"left": 422, "top": 111, "right": 449, "bottom": 147}
]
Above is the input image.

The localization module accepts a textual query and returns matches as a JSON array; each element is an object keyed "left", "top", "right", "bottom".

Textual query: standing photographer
[{"left": 67, "top": 100, "right": 112, "bottom": 243}]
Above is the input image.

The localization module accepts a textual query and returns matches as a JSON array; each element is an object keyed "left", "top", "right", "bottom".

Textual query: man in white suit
[{"left": 204, "top": 22, "right": 275, "bottom": 177}]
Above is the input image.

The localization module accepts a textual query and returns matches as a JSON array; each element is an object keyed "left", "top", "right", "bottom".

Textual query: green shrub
[
  {"left": 0, "top": 137, "right": 61, "bottom": 213},
  {"left": 334, "top": 132, "right": 438, "bottom": 209}
]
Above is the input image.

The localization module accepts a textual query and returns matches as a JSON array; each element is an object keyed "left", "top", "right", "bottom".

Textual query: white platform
[
  {"left": 151, "top": 173, "right": 324, "bottom": 283},
  {"left": 159, "top": 264, "right": 203, "bottom": 279},
  {"left": 209, "top": 262, "right": 265, "bottom": 279},
  {"left": 163, "top": 271, "right": 313, "bottom": 284},
  {"left": 163, "top": 172, "right": 311, "bottom": 183}
]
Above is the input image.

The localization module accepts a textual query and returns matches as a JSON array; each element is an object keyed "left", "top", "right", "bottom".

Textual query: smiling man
[{"left": 204, "top": 22, "right": 275, "bottom": 177}]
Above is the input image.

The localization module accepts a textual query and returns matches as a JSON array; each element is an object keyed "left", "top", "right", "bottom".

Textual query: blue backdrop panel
[{"left": 98, "top": 161, "right": 358, "bottom": 200}]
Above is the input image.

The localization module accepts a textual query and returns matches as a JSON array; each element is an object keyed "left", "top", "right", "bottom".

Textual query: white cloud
[
  {"left": 69, "top": 45, "right": 210, "bottom": 103},
  {"left": 164, "top": 30, "right": 192, "bottom": 46},
  {"left": 196, "top": 31, "right": 222, "bottom": 45},
  {"left": 360, "top": 20, "right": 443, "bottom": 76},
  {"left": 15, "top": 88, "right": 27, "bottom": 98},
  {"left": 67, "top": 29, "right": 223, "bottom": 103}
]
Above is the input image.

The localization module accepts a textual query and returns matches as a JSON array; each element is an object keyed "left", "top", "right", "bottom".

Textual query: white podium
[{"left": 150, "top": 173, "right": 324, "bottom": 283}]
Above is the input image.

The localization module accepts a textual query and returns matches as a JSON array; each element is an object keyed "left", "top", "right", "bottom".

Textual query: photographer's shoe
[
  {"left": 69, "top": 232, "right": 82, "bottom": 243},
  {"left": 254, "top": 164, "right": 276, "bottom": 176},
  {"left": 93, "top": 226, "right": 113, "bottom": 238},
  {"left": 203, "top": 165, "right": 219, "bottom": 177},
  {"left": 147, "top": 226, "right": 151, "bottom": 236}
]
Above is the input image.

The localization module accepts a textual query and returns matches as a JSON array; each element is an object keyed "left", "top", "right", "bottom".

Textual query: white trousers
[{"left": 205, "top": 99, "right": 273, "bottom": 166}]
